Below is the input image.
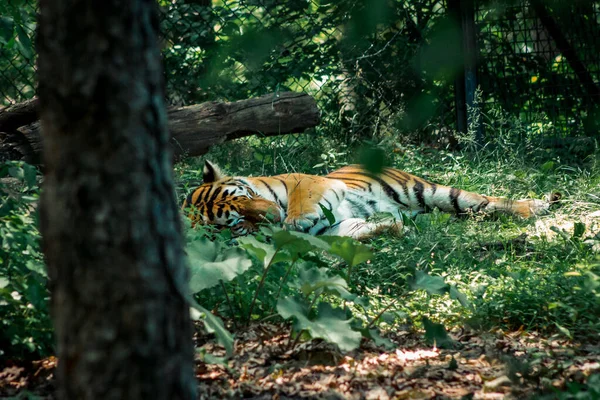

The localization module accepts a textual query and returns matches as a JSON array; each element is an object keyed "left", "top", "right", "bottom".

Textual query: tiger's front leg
[{"left": 283, "top": 174, "right": 347, "bottom": 232}]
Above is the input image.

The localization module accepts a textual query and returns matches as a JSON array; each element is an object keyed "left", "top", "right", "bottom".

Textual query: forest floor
[{"left": 3, "top": 322, "right": 600, "bottom": 399}]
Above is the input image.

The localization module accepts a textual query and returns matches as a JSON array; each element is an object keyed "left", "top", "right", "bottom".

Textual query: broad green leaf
[
  {"left": 411, "top": 270, "right": 448, "bottom": 295},
  {"left": 297, "top": 265, "right": 351, "bottom": 298},
  {"left": 0, "top": 277, "right": 8, "bottom": 289},
  {"left": 186, "top": 238, "right": 252, "bottom": 293},
  {"left": 422, "top": 317, "right": 454, "bottom": 348},
  {"left": 237, "top": 235, "right": 276, "bottom": 265},
  {"left": 8, "top": 166, "right": 24, "bottom": 180},
  {"left": 277, "top": 297, "right": 361, "bottom": 352},
  {"left": 277, "top": 294, "right": 310, "bottom": 321},
  {"left": 188, "top": 297, "right": 233, "bottom": 355},
  {"left": 15, "top": 25, "right": 33, "bottom": 59},
  {"left": 321, "top": 236, "right": 372, "bottom": 267},
  {"left": 272, "top": 229, "right": 331, "bottom": 254},
  {"left": 23, "top": 164, "right": 37, "bottom": 188},
  {"left": 26, "top": 260, "right": 46, "bottom": 276}
]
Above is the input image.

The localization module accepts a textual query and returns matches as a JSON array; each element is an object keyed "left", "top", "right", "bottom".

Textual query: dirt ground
[{"left": 2, "top": 323, "right": 599, "bottom": 399}]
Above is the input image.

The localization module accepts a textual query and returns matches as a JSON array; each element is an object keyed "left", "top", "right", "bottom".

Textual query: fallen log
[{"left": 0, "top": 91, "right": 320, "bottom": 165}]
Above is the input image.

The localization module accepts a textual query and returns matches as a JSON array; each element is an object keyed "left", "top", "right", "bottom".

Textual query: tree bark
[
  {"left": 0, "top": 91, "right": 319, "bottom": 164},
  {"left": 37, "top": 0, "right": 196, "bottom": 399}
]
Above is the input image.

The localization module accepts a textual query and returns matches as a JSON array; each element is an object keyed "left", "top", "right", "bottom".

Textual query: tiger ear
[{"left": 203, "top": 160, "right": 226, "bottom": 183}]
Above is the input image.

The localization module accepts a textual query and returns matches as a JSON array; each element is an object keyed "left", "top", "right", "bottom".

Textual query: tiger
[{"left": 182, "top": 160, "right": 552, "bottom": 240}]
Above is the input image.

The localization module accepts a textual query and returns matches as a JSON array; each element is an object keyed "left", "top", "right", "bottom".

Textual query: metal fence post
[{"left": 448, "top": 0, "right": 483, "bottom": 144}]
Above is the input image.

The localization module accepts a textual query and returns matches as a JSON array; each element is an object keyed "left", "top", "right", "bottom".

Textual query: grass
[{"left": 175, "top": 132, "right": 600, "bottom": 341}]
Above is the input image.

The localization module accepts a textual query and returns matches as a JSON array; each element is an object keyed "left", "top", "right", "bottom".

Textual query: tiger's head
[{"left": 183, "top": 161, "right": 284, "bottom": 235}]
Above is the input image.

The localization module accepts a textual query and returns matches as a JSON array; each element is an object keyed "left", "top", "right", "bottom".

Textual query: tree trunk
[
  {"left": 0, "top": 91, "right": 319, "bottom": 165},
  {"left": 37, "top": 0, "right": 196, "bottom": 399}
]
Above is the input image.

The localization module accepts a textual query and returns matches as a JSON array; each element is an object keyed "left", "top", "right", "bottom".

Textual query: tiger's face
[{"left": 183, "top": 162, "right": 285, "bottom": 236}]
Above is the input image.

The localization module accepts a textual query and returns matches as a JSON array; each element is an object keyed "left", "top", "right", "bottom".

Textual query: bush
[{"left": 0, "top": 162, "right": 52, "bottom": 360}]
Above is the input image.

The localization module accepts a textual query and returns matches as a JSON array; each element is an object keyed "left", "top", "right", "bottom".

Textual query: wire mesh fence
[
  {"left": 477, "top": 0, "right": 600, "bottom": 140},
  {"left": 1, "top": 0, "right": 599, "bottom": 150}
]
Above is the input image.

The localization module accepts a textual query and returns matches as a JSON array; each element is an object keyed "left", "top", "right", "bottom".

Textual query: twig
[{"left": 220, "top": 281, "right": 238, "bottom": 331}]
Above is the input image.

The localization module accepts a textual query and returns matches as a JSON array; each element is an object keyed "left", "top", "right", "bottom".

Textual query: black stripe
[
  {"left": 273, "top": 177, "right": 289, "bottom": 193},
  {"left": 322, "top": 198, "right": 332, "bottom": 209},
  {"left": 329, "top": 176, "right": 373, "bottom": 191},
  {"left": 206, "top": 203, "right": 215, "bottom": 221},
  {"left": 332, "top": 189, "right": 340, "bottom": 202},
  {"left": 258, "top": 179, "right": 281, "bottom": 206},
  {"left": 365, "top": 173, "right": 409, "bottom": 208},
  {"left": 315, "top": 224, "right": 330, "bottom": 235},
  {"left": 207, "top": 186, "right": 222, "bottom": 204},
  {"left": 449, "top": 188, "right": 462, "bottom": 214},
  {"left": 413, "top": 180, "right": 426, "bottom": 209},
  {"left": 430, "top": 183, "right": 437, "bottom": 196},
  {"left": 382, "top": 170, "right": 411, "bottom": 201},
  {"left": 216, "top": 204, "right": 224, "bottom": 219},
  {"left": 385, "top": 168, "right": 412, "bottom": 181},
  {"left": 191, "top": 186, "right": 209, "bottom": 205},
  {"left": 346, "top": 197, "right": 370, "bottom": 218}
]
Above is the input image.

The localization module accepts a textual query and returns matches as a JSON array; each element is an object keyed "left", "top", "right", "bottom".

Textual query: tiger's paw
[
  {"left": 284, "top": 212, "right": 322, "bottom": 232},
  {"left": 527, "top": 199, "right": 551, "bottom": 216}
]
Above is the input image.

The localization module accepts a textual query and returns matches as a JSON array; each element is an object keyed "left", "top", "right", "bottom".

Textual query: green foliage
[
  {"left": 183, "top": 217, "right": 468, "bottom": 354},
  {"left": 0, "top": 0, "right": 36, "bottom": 104},
  {"left": 277, "top": 297, "right": 361, "bottom": 352},
  {"left": 186, "top": 238, "right": 252, "bottom": 293},
  {"left": 184, "top": 116, "right": 600, "bottom": 345},
  {"left": 0, "top": 162, "right": 52, "bottom": 360},
  {"left": 422, "top": 317, "right": 454, "bottom": 349},
  {"left": 186, "top": 225, "right": 407, "bottom": 352}
]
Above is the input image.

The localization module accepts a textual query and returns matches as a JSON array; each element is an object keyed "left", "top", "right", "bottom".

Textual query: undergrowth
[
  {"left": 1, "top": 119, "right": 599, "bottom": 363},
  {"left": 175, "top": 125, "right": 600, "bottom": 343}
]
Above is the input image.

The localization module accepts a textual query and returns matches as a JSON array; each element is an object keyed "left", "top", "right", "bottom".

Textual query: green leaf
[
  {"left": 0, "top": 277, "right": 9, "bottom": 289},
  {"left": 411, "top": 270, "right": 449, "bottom": 295},
  {"left": 237, "top": 235, "right": 278, "bottom": 266},
  {"left": 318, "top": 203, "right": 336, "bottom": 225},
  {"left": 448, "top": 355, "right": 458, "bottom": 370},
  {"left": 196, "top": 348, "right": 228, "bottom": 366},
  {"left": 554, "top": 322, "right": 572, "bottom": 339},
  {"left": 15, "top": 25, "right": 33, "bottom": 59},
  {"left": 186, "top": 238, "right": 252, "bottom": 293},
  {"left": 297, "top": 265, "right": 351, "bottom": 298},
  {"left": 359, "top": 147, "right": 386, "bottom": 174},
  {"left": 321, "top": 236, "right": 373, "bottom": 267},
  {"left": 277, "top": 296, "right": 361, "bottom": 351},
  {"left": 449, "top": 285, "right": 471, "bottom": 308},
  {"left": 188, "top": 298, "right": 233, "bottom": 355},
  {"left": 573, "top": 222, "right": 586, "bottom": 239},
  {"left": 541, "top": 161, "right": 555, "bottom": 172},
  {"left": 362, "top": 328, "right": 394, "bottom": 349},
  {"left": 23, "top": 164, "right": 37, "bottom": 188},
  {"left": 0, "top": 16, "right": 14, "bottom": 45},
  {"left": 8, "top": 166, "right": 24, "bottom": 180},
  {"left": 26, "top": 260, "right": 46, "bottom": 277},
  {"left": 422, "top": 317, "right": 454, "bottom": 348},
  {"left": 272, "top": 229, "right": 331, "bottom": 254}
]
